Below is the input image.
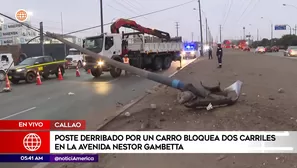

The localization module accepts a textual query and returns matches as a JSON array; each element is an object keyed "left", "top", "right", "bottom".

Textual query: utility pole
[
  {"left": 243, "top": 27, "right": 245, "bottom": 40},
  {"left": 40, "top": 22, "right": 44, "bottom": 56},
  {"left": 257, "top": 29, "right": 259, "bottom": 41},
  {"left": 175, "top": 22, "right": 179, "bottom": 37},
  {"left": 219, "top": 25, "right": 222, "bottom": 43},
  {"left": 198, "top": 0, "right": 204, "bottom": 56},
  {"left": 205, "top": 18, "right": 208, "bottom": 44},
  {"left": 271, "top": 24, "right": 273, "bottom": 39},
  {"left": 61, "top": 12, "right": 67, "bottom": 56},
  {"left": 100, "top": 0, "right": 104, "bottom": 34}
]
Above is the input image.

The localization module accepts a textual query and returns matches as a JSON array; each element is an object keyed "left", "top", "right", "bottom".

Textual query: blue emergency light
[{"left": 183, "top": 43, "right": 195, "bottom": 51}]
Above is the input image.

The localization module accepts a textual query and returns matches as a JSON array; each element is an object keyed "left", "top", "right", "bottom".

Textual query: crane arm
[{"left": 110, "top": 18, "right": 171, "bottom": 40}]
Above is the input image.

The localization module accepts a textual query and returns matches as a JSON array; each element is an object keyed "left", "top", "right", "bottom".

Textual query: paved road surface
[
  {"left": 0, "top": 59, "right": 195, "bottom": 128},
  {"left": 0, "top": 58, "right": 196, "bottom": 168},
  {"left": 243, "top": 49, "right": 297, "bottom": 59}
]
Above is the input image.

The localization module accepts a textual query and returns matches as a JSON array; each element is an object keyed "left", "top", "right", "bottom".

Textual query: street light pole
[
  {"left": 261, "top": 17, "right": 273, "bottom": 45},
  {"left": 243, "top": 27, "right": 245, "bottom": 40},
  {"left": 61, "top": 12, "right": 67, "bottom": 56},
  {"left": 283, "top": 4, "right": 297, "bottom": 35},
  {"left": 286, "top": 24, "right": 292, "bottom": 34},
  {"left": 205, "top": 18, "right": 208, "bottom": 45},
  {"left": 100, "top": 0, "right": 104, "bottom": 34},
  {"left": 198, "top": 0, "right": 204, "bottom": 56}
]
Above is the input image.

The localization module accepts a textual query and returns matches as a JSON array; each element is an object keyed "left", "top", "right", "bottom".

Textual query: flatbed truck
[{"left": 83, "top": 18, "right": 183, "bottom": 78}]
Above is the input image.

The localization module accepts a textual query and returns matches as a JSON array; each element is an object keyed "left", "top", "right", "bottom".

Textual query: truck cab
[
  {"left": 65, "top": 48, "right": 84, "bottom": 68},
  {"left": 0, "top": 53, "right": 14, "bottom": 81},
  {"left": 84, "top": 33, "right": 122, "bottom": 59},
  {"left": 83, "top": 33, "right": 123, "bottom": 78}
]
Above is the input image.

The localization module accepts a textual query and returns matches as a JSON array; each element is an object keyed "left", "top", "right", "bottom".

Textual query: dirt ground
[{"left": 63, "top": 50, "right": 297, "bottom": 168}]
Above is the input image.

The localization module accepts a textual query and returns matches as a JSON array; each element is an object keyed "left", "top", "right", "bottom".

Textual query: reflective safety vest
[{"left": 123, "top": 56, "right": 129, "bottom": 64}]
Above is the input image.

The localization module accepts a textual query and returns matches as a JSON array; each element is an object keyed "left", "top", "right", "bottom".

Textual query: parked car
[
  {"left": 271, "top": 46, "right": 279, "bottom": 52},
  {"left": 265, "top": 46, "right": 272, "bottom": 52},
  {"left": 255, "top": 46, "right": 265, "bottom": 53},
  {"left": 243, "top": 46, "right": 250, "bottom": 51},
  {"left": 284, "top": 46, "right": 297, "bottom": 57}
]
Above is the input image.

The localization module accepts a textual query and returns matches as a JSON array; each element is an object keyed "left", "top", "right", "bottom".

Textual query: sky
[{"left": 1, "top": 0, "right": 297, "bottom": 41}]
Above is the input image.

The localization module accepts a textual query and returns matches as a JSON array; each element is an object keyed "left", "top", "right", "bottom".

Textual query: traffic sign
[
  {"left": 246, "top": 35, "right": 251, "bottom": 38},
  {"left": 275, "top": 25, "right": 286, "bottom": 30}
]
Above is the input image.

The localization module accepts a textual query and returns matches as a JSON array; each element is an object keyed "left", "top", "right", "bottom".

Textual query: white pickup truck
[
  {"left": 65, "top": 48, "right": 84, "bottom": 68},
  {"left": 0, "top": 53, "right": 14, "bottom": 81}
]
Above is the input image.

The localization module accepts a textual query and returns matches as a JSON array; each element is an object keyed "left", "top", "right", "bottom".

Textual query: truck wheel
[
  {"left": 10, "top": 79, "right": 19, "bottom": 84},
  {"left": 162, "top": 56, "right": 172, "bottom": 70},
  {"left": 110, "top": 66, "right": 122, "bottom": 78},
  {"left": 25, "top": 72, "right": 36, "bottom": 83},
  {"left": 152, "top": 56, "right": 162, "bottom": 71},
  {"left": 0, "top": 71, "right": 5, "bottom": 81},
  {"left": 91, "top": 68, "right": 102, "bottom": 78}
]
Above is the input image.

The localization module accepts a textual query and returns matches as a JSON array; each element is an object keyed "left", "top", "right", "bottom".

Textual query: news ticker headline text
[
  {"left": 1, "top": 131, "right": 296, "bottom": 153},
  {"left": 51, "top": 131, "right": 293, "bottom": 153},
  {"left": 0, "top": 154, "right": 98, "bottom": 162}
]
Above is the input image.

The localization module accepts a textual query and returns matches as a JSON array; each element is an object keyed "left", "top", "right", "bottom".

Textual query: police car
[{"left": 7, "top": 56, "right": 66, "bottom": 84}]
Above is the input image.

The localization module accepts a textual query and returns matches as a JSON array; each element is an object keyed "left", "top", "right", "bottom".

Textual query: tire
[
  {"left": 10, "top": 79, "right": 19, "bottom": 84},
  {"left": 110, "top": 66, "right": 122, "bottom": 78},
  {"left": 0, "top": 70, "right": 5, "bottom": 81},
  {"left": 91, "top": 68, "right": 102, "bottom": 78},
  {"left": 25, "top": 72, "right": 36, "bottom": 83},
  {"left": 162, "top": 56, "right": 172, "bottom": 70},
  {"left": 152, "top": 56, "right": 162, "bottom": 71},
  {"left": 55, "top": 67, "right": 65, "bottom": 78}
]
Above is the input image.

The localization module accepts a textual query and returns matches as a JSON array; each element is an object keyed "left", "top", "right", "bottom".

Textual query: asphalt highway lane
[
  {"left": 241, "top": 49, "right": 297, "bottom": 59},
  {"left": 0, "top": 58, "right": 197, "bottom": 168},
  {"left": 0, "top": 59, "right": 195, "bottom": 130}
]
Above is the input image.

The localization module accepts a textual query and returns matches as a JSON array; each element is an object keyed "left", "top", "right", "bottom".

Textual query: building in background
[
  {"left": 0, "top": 22, "right": 39, "bottom": 45},
  {"left": 0, "top": 21, "right": 82, "bottom": 46},
  {"left": 44, "top": 34, "right": 83, "bottom": 46}
]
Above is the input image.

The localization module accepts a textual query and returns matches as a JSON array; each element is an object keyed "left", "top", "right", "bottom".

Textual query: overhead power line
[
  {"left": 237, "top": 0, "right": 253, "bottom": 22},
  {"left": 64, "top": 0, "right": 196, "bottom": 35},
  {"left": 222, "top": 0, "right": 233, "bottom": 27}
]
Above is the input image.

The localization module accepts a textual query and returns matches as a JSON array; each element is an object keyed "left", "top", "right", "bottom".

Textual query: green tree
[{"left": 278, "top": 35, "right": 297, "bottom": 48}]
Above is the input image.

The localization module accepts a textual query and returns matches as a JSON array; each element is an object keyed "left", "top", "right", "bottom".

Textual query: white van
[
  {"left": 65, "top": 48, "right": 84, "bottom": 68},
  {"left": 0, "top": 53, "right": 14, "bottom": 81}
]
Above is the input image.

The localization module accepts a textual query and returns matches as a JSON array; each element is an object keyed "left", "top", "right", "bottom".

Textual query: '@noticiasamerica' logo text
[
  {"left": 15, "top": 9, "right": 28, "bottom": 22},
  {"left": 23, "top": 133, "right": 42, "bottom": 152}
]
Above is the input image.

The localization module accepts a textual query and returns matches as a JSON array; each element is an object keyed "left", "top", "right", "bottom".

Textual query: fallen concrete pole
[{"left": 46, "top": 32, "right": 243, "bottom": 108}]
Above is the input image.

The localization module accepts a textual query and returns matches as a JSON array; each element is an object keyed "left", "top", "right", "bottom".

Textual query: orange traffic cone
[
  {"left": 76, "top": 66, "right": 80, "bottom": 77},
  {"left": 87, "top": 69, "right": 91, "bottom": 74},
  {"left": 58, "top": 68, "right": 63, "bottom": 80},
  {"left": 36, "top": 71, "right": 42, "bottom": 85},
  {"left": 3, "top": 74, "right": 11, "bottom": 92}
]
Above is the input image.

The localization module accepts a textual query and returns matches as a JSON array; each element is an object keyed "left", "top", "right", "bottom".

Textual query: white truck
[
  {"left": 65, "top": 48, "right": 84, "bottom": 68},
  {"left": 0, "top": 53, "right": 14, "bottom": 81},
  {"left": 83, "top": 18, "right": 183, "bottom": 78}
]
